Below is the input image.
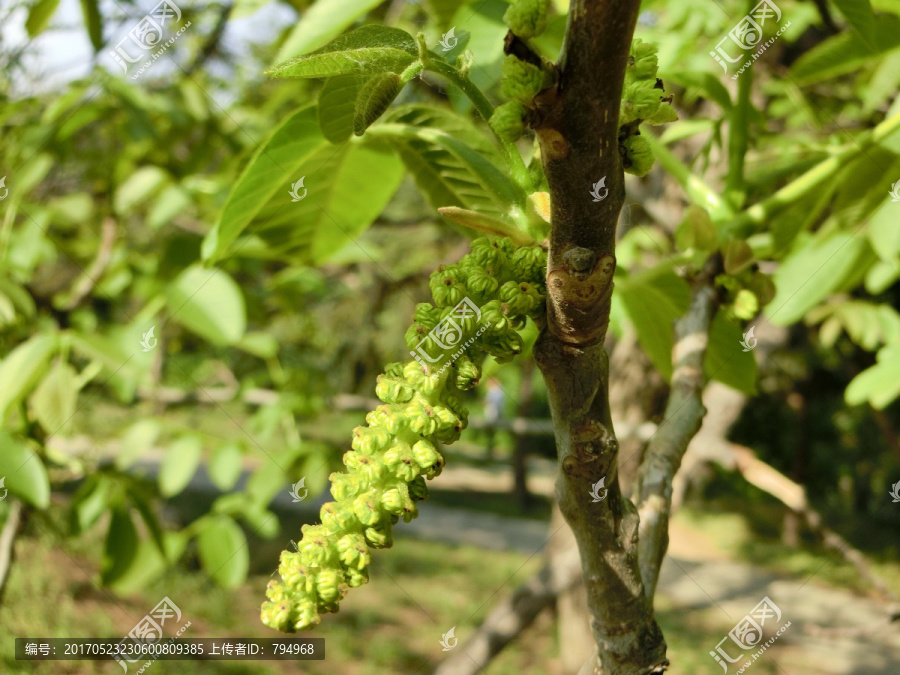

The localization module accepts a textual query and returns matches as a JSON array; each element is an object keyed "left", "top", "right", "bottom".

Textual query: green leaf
[
  {"left": 240, "top": 140, "right": 405, "bottom": 263},
  {"left": 197, "top": 516, "right": 249, "bottom": 588},
  {"left": 159, "top": 436, "right": 203, "bottom": 497},
  {"left": 791, "top": 18, "right": 900, "bottom": 83},
  {"left": 318, "top": 75, "right": 366, "bottom": 143},
  {"left": 209, "top": 443, "right": 244, "bottom": 491},
  {"left": 377, "top": 106, "right": 522, "bottom": 216},
  {"left": 202, "top": 106, "right": 328, "bottom": 262},
  {"left": 79, "top": 0, "right": 102, "bottom": 51},
  {"left": 868, "top": 199, "right": 900, "bottom": 261},
  {"left": 831, "top": 0, "right": 876, "bottom": 48},
  {"left": 617, "top": 267, "right": 692, "bottom": 380},
  {"left": 106, "top": 533, "right": 186, "bottom": 595},
  {"left": 114, "top": 166, "right": 169, "bottom": 215},
  {"left": 240, "top": 506, "right": 280, "bottom": 539},
  {"left": 0, "top": 333, "right": 57, "bottom": 422},
  {"left": 70, "top": 476, "right": 109, "bottom": 534},
  {"left": 767, "top": 232, "right": 875, "bottom": 325},
  {"left": 274, "top": 0, "right": 388, "bottom": 64},
  {"left": 723, "top": 239, "right": 755, "bottom": 275},
  {"left": 68, "top": 331, "right": 139, "bottom": 402},
  {"left": 28, "top": 360, "right": 78, "bottom": 435},
  {"left": 166, "top": 265, "right": 247, "bottom": 344},
  {"left": 236, "top": 332, "right": 279, "bottom": 359},
  {"left": 437, "top": 207, "right": 535, "bottom": 245},
  {"left": 102, "top": 508, "right": 139, "bottom": 586},
  {"left": 128, "top": 488, "right": 168, "bottom": 558},
  {"left": 665, "top": 71, "right": 731, "bottom": 110},
  {"left": 846, "top": 345, "right": 900, "bottom": 409},
  {"left": 26, "top": 0, "right": 61, "bottom": 37},
  {"left": 354, "top": 72, "right": 403, "bottom": 136},
  {"left": 703, "top": 314, "right": 758, "bottom": 394},
  {"left": 0, "top": 431, "right": 51, "bottom": 508},
  {"left": 269, "top": 25, "right": 417, "bottom": 79}
]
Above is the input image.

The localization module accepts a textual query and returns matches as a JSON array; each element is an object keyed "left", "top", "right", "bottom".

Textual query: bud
[
  {"left": 629, "top": 39, "right": 659, "bottom": 81},
  {"left": 504, "top": 0, "right": 550, "bottom": 38},
  {"left": 412, "top": 440, "right": 440, "bottom": 468},
  {"left": 315, "top": 568, "right": 346, "bottom": 604},
  {"left": 501, "top": 55, "right": 549, "bottom": 104},
  {"left": 732, "top": 289, "right": 759, "bottom": 320},
  {"left": 413, "top": 302, "right": 441, "bottom": 328},
  {"left": 408, "top": 476, "right": 429, "bottom": 501},
  {"left": 364, "top": 523, "right": 393, "bottom": 548},
  {"left": 299, "top": 525, "right": 334, "bottom": 567},
  {"left": 337, "top": 533, "right": 370, "bottom": 570},
  {"left": 375, "top": 375, "right": 415, "bottom": 404},
  {"left": 346, "top": 567, "right": 369, "bottom": 588},
  {"left": 330, "top": 472, "right": 362, "bottom": 501},
  {"left": 321, "top": 501, "right": 359, "bottom": 535},
  {"left": 365, "top": 405, "right": 407, "bottom": 435},
  {"left": 343, "top": 451, "right": 386, "bottom": 483},
  {"left": 293, "top": 600, "right": 320, "bottom": 630},
  {"left": 490, "top": 101, "right": 527, "bottom": 143},
  {"left": 261, "top": 599, "right": 293, "bottom": 631},
  {"left": 353, "top": 492, "right": 383, "bottom": 527},
  {"left": 510, "top": 246, "right": 546, "bottom": 283},
  {"left": 622, "top": 134, "right": 655, "bottom": 177},
  {"left": 351, "top": 426, "right": 392, "bottom": 454}
]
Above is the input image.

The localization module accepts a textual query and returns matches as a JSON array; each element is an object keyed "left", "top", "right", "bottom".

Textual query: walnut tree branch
[
  {"left": 634, "top": 283, "right": 717, "bottom": 598},
  {"left": 531, "top": 1, "right": 669, "bottom": 672}
]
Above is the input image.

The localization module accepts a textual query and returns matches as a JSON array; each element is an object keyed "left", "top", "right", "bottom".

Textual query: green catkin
[
  {"left": 503, "top": 0, "right": 551, "bottom": 39},
  {"left": 261, "top": 237, "right": 547, "bottom": 632},
  {"left": 619, "top": 38, "right": 677, "bottom": 175}
]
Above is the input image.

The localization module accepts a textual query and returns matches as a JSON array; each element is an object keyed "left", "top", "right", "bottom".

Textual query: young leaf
[
  {"left": 617, "top": 268, "right": 692, "bottom": 379},
  {"left": 70, "top": 476, "right": 109, "bottom": 534},
  {"left": 703, "top": 313, "right": 758, "bottom": 395},
  {"left": 209, "top": 443, "right": 244, "bottom": 491},
  {"left": 319, "top": 75, "right": 367, "bottom": 143},
  {"left": 831, "top": 0, "right": 876, "bottom": 49},
  {"left": 767, "top": 232, "right": 875, "bottom": 325},
  {"left": 159, "top": 436, "right": 203, "bottom": 497},
  {"left": 166, "top": 265, "right": 247, "bottom": 345},
  {"left": 102, "top": 508, "right": 139, "bottom": 586},
  {"left": 0, "top": 333, "right": 57, "bottom": 422},
  {"left": 437, "top": 207, "right": 535, "bottom": 245},
  {"left": 354, "top": 72, "right": 403, "bottom": 136},
  {"left": 79, "top": 0, "right": 102, "bottom": 51},
  {"left": 274, "top": 0, "right": 388, "bottom": 64},
  {"left": 0, "top": 431, "right": 51, "bottom": 508},
  {"left": 846, "top": 345, "right": 900, "bottom": 409},
  {"left": 197, "top": 516, "right": 250, "bottom": 588},
  {"left": 202, "top": 106, "right": 327, "bottom": 262},
  {"left": 232, "top": 140, "right": 404, "bottom": 263},
  {"left": 28, "top": 360, "right": 78, "bottom": 435},
  {"left": 26, "top": 0, "right": 61, "bottom": 37},
  {"left": 268, "top": 25, "right": 418, "bottom": 79}
]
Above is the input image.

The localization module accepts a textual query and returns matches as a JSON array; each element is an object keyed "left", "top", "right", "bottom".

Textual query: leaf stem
[
  {"left": 423, "top": 57, "right": 534, "bottom": 194},
  {"left": 722, "top": 110, "right": 900, "bottom": 238},
  {"left": 643, "top": 133, "right": 735, "bottom": 221}
]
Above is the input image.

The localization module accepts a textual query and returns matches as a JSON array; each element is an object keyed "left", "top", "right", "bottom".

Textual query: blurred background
[{"left": 1, "top": 0, "right": 900, "bottom": 672}]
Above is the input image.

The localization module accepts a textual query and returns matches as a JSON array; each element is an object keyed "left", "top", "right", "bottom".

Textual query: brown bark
[{"left": 530, "top": 1, "right": 669, "bottom": 671}]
